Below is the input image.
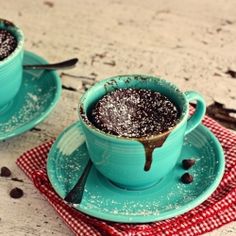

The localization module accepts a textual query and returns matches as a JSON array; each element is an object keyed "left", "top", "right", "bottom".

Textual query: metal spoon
[
  {"left": 23, "top": 58, "right": 78, "bottom": 70},
  {"left": 64, "top": 159, "right": 92, "bottom": 204}
]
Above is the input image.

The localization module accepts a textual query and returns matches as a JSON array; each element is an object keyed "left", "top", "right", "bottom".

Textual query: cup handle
[{"left": 184, "top": 91, "right": 206, "bottom": 135}]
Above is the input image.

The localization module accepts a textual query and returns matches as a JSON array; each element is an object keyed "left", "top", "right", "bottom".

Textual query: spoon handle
[
  {"left": 64, "top": 159, "right": 92, "bottom": 204},
  {"left": 23, "top": 58, "right": 78, "bottom": 70}
]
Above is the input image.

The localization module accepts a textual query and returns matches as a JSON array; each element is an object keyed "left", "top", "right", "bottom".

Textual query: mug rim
[
  {"left": 79, "top": 74, "right": 189, "bottom": 142},
  {"left": 0, "top": 19, "right": 24, "bottom": 67}
]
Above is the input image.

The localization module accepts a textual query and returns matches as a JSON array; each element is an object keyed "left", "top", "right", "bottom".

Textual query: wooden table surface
[{"left": 1, "top": 0, "right": 236, "bottom": 235}]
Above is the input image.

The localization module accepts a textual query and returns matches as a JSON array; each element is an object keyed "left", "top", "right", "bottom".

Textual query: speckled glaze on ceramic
[
  {"left": 0, "top": 19, "right": 24, "bottom": 111},
  {"left": 79, "top": 75, "right": 206, "bottom": 189},
  {"left": 47, "top": 122, "right": 225, "bottom": 223}
]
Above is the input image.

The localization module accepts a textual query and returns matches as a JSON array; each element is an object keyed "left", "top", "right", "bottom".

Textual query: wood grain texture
[{"left": 0, "top": 0, "right": 236, "bottom": 235}]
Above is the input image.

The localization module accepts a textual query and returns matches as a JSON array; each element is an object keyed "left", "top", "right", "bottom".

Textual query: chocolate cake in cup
[
  {"left": 0, "top": 19, "right": 24, "bottom": 113},
  {"left": 79, "top": 74, "right": 206, "bottom": 190}
]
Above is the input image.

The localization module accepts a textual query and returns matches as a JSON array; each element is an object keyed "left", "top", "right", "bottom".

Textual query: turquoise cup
[
  {"left": 79, "top": 75, "right": 206, "bottom": 189},
  {"left": 0, "top": 19, "right": 24, "bottom": 113}
]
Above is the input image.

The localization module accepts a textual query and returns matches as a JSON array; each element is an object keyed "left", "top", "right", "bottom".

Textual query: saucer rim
[
  {"left": 47, "top": 121, "right": 225, "bottom": 223},
  {"left": 0, "top": 50, "right": 61, "bottom": 141}
]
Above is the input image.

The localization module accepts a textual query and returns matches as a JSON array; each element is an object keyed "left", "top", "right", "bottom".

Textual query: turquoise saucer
[
  {"left": 47, "top": 122, "right": 225, "bottom": 223},
  {"left": 0, "top": 51, "right": 61, "bottom": 141}
]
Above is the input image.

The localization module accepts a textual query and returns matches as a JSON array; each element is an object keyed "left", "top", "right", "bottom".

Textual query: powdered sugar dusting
[
  {"left": 0, "top": 29, "right": 17, "bottom": 60},
  {"left": 90, "top": 88, "right": 180, "bottom": 138},
  {"left": 28, "top": 93, "right": 38, "bottom": 102},
  {"left": 0, "top": 87, "right": 55, "bottom": 135}
]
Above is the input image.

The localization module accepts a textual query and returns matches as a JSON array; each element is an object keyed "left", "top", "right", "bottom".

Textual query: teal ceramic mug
[
  {"left": 79, "top": 75, "right": 206, "bottom": 189},
  {"left": 0, "top": 19, "right": 24, "bottom": 113}
]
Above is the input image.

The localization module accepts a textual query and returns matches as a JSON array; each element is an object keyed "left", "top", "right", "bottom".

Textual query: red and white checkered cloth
[{"left": 16, "top": 115, "right": 236, "bottom": 236}]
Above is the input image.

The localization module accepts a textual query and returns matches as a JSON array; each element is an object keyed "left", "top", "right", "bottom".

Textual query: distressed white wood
[{"left": 0, "top": 0, "right": 236, "bottom": 235}]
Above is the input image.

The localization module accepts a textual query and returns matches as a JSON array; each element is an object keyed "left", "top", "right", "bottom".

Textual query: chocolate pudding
[
  {"left": 90, "top": 88, "right": 180, "bottom": 138},
  {"left": 0, "top": 29, "right": 17, "bottom": 60}
]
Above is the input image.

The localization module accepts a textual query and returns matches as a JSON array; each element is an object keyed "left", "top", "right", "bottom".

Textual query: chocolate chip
[
  {"left": 225, "top": 69, "right": 236, "bottom": 78},
  {"left": 0, "top": 166, "right": 11, "bottom": 177},
  {"left": 9, "top": 187, "right": 24, "bottom": 199},
  {"left": 182, "top": 159, "right": 196, "bottom": 170},
  {"left": 180, "top": 173, "right": 193, "bottom": 184}
]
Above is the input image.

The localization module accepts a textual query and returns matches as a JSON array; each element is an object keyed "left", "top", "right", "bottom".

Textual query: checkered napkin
[{"left": 16, "top": 115, "right": 236, "bottom": 236}]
